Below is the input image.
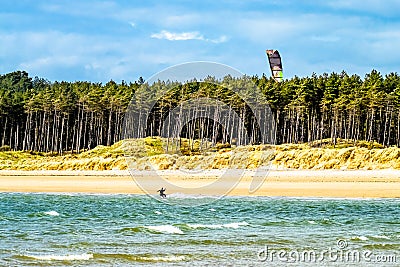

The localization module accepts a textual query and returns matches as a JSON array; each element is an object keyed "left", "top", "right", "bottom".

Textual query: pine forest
[{"left": 1, "top": 69, "right": 400, "bottom": 153}]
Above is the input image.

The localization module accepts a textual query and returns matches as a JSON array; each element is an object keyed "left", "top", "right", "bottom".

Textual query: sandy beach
[{"left": 0, "top": 169, "right": 399, "bottom": 198}]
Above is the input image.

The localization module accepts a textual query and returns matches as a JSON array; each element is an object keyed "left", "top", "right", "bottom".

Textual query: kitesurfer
[{"left": 158, "top": 187, "right": 167, "bottom": 198}]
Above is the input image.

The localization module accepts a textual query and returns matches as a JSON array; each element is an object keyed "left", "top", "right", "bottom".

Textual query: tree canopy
[{"left": 1, "top": 69, "right": 400, "bottom": 152}]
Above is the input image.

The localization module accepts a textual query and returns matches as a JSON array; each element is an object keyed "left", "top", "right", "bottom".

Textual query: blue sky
[{"left": 1, "top": 0, "right": 400, "bottom": 83}]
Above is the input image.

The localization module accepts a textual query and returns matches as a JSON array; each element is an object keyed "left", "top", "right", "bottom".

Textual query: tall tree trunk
[{"left": 2, "top": 116, "right": 8, "bottom": 146}]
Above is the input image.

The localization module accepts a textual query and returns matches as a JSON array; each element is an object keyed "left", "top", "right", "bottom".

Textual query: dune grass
[{"left": 1, "top": 137, "right": 399, "bottom": 171}]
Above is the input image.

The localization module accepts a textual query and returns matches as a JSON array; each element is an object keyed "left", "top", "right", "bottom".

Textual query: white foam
[
  {"left": 209, "top": 208, "right": 216, "bottom": 212},
  {"left": 154, "top": 211, "right": 162, "bottom": 215},
  {"left": 188, "top": 224, "right": 221, "bottom": 229},
  {"left": 188, "top": 221, "right": 249, "bottom": 229},
  {"left": 308, "top": 220, "right": 317, "bottom": 224},
  {"left": 44, "top": 211, "right": 59, "bottom": 216},
  {"left": 145, "top": 225, "right": 183, "bottom": 234},
  {"left": 351, "top": 236, "right": 369, "bottom": 241},
  {"left": 139, "top": 255, "right": 185, "bottom": 262},
  {"left": 27, "top": 253, "right": 93, "bottom": 261},
  {"left": 223, "top": 222, "right": 249, "bottom": 228}
]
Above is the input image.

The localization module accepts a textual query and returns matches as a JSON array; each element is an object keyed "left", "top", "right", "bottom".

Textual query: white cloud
[
  {"left": 150, "top": 30, "right": 227, "bottom": 43},
  {"left": 0, "top": 30, "right": 143, "bottom": 81},
  {"left": 3, "top": 1, "right": 400, "bottom": 82},
  {"left": 210, "top": 35, "right": 228, "bottom": 44},
  {"left": 151, "top": 30, "right": 204, "bottom": 41}
]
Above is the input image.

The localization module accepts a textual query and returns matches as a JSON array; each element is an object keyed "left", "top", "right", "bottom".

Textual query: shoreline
[{"left": 0, "top": 169, "right": 399, "bottom": 198}]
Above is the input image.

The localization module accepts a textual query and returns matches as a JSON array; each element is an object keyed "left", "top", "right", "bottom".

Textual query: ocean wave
[
  {"left": 25, "top": 253, "right": 93, "bottom": 261},
  {"left": 119, "top": 226, "right": 142, "bottom": 233},
  {"left": 167, "top": 193, "right": 219, "bottom": 199},
  {"left": 136, "top": 255, "right": 186, "bottom": 262},
  {"left": 144, "top": 225, "right": 184, "bottom": 234},
  {"left": 119, "top": 225, "right": 184, "bottom": 234},
  {"left": 93, "top": 253, "right": 185, "bottom": 262},
  {"left": 363, "top": 243, "right": 399, "bottom": 250},
  {"left": 371, "top": 235, "right": 390, "bottom": 240},
  {"left": 187, "top": 221, "right": 249, "bottom": 229},
  {"left": 351, "top": 236, "right": 369, "bottom": 241},
  {"left": 44, "top": 211, "right": 60, "bottom": 216}
]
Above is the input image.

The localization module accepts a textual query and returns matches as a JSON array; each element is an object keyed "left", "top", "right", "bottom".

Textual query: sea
[{"left": 0, "top": 193, "right": 399, "bottom": 266}]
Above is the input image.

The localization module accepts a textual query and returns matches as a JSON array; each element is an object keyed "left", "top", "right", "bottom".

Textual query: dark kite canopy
[{"left": 266, "top": 49, "right": 283, "bottom": 82}]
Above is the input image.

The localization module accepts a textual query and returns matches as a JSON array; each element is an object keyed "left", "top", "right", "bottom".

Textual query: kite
[{"left": 266, "top": 49, "right": 283, "bottom": 82}]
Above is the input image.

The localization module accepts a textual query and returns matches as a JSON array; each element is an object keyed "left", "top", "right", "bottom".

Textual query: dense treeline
[
  {"left": 0, "top": 71, "right": 137, "bottom": 153},
  {"left": 1, "top": 69, "right": 400, "bottom": 152},
  {"left": 124, "top": 76, "right": 275, "bottom": 150}
]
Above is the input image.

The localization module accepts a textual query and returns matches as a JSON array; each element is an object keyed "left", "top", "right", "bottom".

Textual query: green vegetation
[
  {"left": 1, "top": 70, "right": 400, "bottom": 154},
  {"left": 1, "top": 138, "right": 400, "bottom": 170},
  {"left": 0, "top": 71, "right": 137, "bottom": 153}
]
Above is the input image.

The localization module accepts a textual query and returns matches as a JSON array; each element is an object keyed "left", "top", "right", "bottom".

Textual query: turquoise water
[{"left": 0, "top": 193, "right": 399, "bottom": 266}]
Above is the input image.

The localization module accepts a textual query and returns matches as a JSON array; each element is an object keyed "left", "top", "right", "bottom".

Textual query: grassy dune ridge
[{"left": 1, "top": 138, "right": 399, "bottom": 171}]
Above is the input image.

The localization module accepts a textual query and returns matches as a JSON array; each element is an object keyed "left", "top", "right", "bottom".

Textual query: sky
[{"left": 1, "top": 0, "right": 400, "bottom": 83}]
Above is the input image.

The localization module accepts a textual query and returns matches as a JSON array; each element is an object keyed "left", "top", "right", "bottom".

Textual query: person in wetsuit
[{"left": 157, "top": 187, "right": 166, "bottom": 198}]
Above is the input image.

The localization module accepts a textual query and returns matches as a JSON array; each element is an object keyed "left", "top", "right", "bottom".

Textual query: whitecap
[
  {"left": 145, "top": 225, "right": 183, "bottom": 234},
  {"left": 308, "top": 220, "right": 317, "bottom": 224},
  {"left": 26, "top": 253, "right": 93, "bottom": 261},
  {"left": 209, "top": 208, "right": 216, "bottom": 212},
  {"left": 188, "top": 221, "right": 249, "bottom": 229},
  {"left": 223, "top": 222, "right": 250, "bottom": 228},
  {"left": 154, "top": 211, "right": 162, "bottom": 215},
  {"left": 44, "top": 211, "right": 59, "bottom": 216},
  {"left": 189, "top": 224, "right": 222, "bottom": 229}
]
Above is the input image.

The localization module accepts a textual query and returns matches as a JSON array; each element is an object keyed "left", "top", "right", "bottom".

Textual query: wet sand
[{"left": 0, "top": 170, "right": 399, "bottom": 198}]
